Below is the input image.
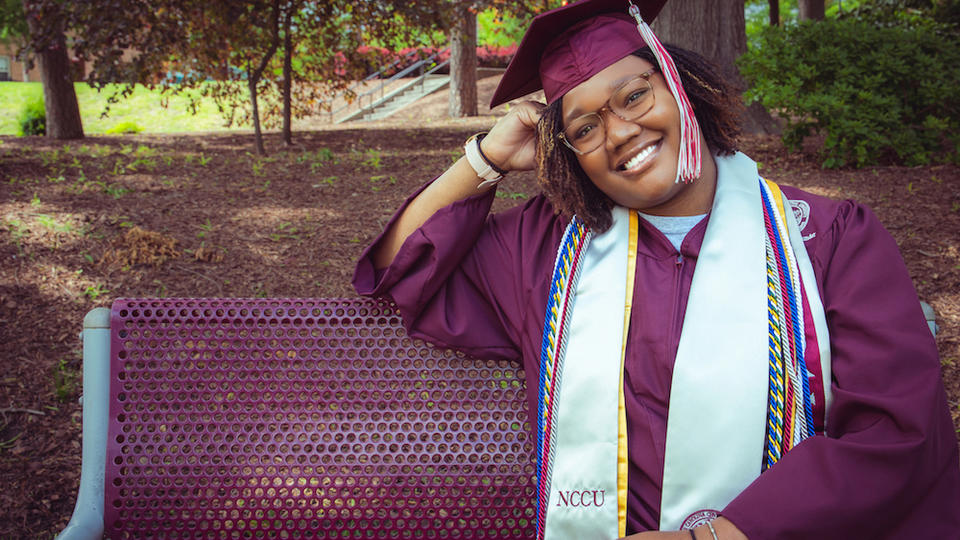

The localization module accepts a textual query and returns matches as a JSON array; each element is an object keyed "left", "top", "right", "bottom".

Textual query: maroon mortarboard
[
  {"left": 490, "top": 0, "right": 703, "bottom": 184},
  {"left": 489, "top": 0, "right": 665, "bottom": 108},
  {"left": 538, "top": 14, "right": 649, "bottom": 106}
]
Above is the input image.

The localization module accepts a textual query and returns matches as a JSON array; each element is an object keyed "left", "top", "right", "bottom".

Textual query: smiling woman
[
  {"left": 535, "top": 45, "right": 740, "bottom": 231},
  {"left": 353, "top": 0, "right": 960, "bottom": 538}
]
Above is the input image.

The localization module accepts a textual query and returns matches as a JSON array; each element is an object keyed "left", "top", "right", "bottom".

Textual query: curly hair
[{"left": 535, "top": 45, "right": 743, "bottom": 232}]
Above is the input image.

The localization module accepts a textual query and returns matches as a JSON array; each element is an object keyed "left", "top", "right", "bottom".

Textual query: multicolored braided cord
[
  {"left": 760, "top": 179, "right": 815, "bottom": 471},
  {"left": 535, "top": 217, "right": 589, "bottom": 539}
]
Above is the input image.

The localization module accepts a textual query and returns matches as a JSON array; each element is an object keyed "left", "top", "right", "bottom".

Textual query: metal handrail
[
  {"left": 362, "top": 49, "right": 418, "bottom": 82},
  {"left": 423, "top": 58, "right": 449, "bottom": 77},
  {"left": 324, "top": 53, "right": 413, "bottom": 119},
  {"left": 346, "top": 50, "right": 418, "bottom": 91},
  {"left": 336, "top": 50, "right": 445, "bottom": 115},
  {"left": 415, "top": 57, "right": 450, "bottom": 91},
  {"left": 328, "top": 48, "right": 450, "bottom": 122},
  {"left": 353, "top": 58, "right": 451, "bottom": 122}
]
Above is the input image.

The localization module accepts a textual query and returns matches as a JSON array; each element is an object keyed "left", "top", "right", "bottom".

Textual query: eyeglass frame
[{"left": 556, "top": 68, "right": 659, "bottom": 156}]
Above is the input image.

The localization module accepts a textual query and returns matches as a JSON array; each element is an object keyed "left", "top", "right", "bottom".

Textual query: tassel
[{"left": 627, "top": 2, "right": 702, "bottom": 184}]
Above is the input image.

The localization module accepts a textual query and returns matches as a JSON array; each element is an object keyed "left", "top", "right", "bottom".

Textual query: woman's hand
[
  {"left": 621, "top": 531, "right": 689, "bottom": 539},
  {"left": 620, "top": 517, "right": 748, "bottom": 540},
  {"left": 370, "top": 100, "right": 545, "bottom": 269},
  {"left": 480, "top": 100, "right": 545, "bottom": 173}
]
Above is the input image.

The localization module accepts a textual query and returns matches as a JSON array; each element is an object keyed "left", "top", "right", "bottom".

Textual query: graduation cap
[{"left": 490, "top": 0, "right": 702, "bottom": 183}]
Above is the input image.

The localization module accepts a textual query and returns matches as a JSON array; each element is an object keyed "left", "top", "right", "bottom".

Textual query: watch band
[
  {"left": 465, "top": 133, "right": 504, "bottom": 189},
  {"left": 474, "top": 133, "right": 509, "bottom": 176}
]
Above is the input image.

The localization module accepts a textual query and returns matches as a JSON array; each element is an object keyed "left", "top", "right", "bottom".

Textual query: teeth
[{"left": 623, "top": 144, "right": 656, "bottom": 170}]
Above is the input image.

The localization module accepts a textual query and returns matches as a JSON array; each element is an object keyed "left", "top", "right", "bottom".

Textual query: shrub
[
  {"left": 837, "top": 0, "right": 960, "bottom": 29},
  {"left": 106, "top": 121, "right": 144, "bottom": 135},
  {"left": 18, "top": 97, "right": 46, "bottom": 136},
  {"left": 739, "top": 19, "right": 960, "bottom": 168},
  {"left": 477, "top": 44, "right": 517, "bottom": 68}
]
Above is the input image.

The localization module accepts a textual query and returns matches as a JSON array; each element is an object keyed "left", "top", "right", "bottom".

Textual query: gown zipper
[{"left": 668, "top": 254, "right": 685, "bottom": 352}]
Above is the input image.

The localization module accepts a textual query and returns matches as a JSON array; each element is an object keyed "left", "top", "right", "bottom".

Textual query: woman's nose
[{"left": 603, "top": 109, "right": 643, "bottom": 148}]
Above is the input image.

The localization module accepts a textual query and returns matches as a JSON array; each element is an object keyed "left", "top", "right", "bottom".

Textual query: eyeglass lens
[{"left": 563, "top": 75, "right": 655, "bottom": 154}]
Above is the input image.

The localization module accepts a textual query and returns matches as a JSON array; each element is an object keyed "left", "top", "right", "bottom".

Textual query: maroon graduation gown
[{"left": 353, "top": 180, "right": 960, "bottom": 538}]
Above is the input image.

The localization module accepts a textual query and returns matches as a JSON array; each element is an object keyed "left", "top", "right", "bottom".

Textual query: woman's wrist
[
  {"left": 464, "top": 133, "right": 507, "bottom": 189},
  {"left": 477, "top": 134, "right": 510, "bottom": 174},
  {"left": 708, "top": 517, "right": 748, "bottom": 540},
  {"left": 693, "top": 521, "right": 718, "bottom": 540}
]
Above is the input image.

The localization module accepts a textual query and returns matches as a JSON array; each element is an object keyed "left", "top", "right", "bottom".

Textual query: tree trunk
[
  {"left": 281, "top": 7, "right": 293, "bottom": 146},
  {"left": 798, "top": 0, "right": 826, "bottom": 21},
  {"left": 249, "top": 74, "right": 265, "bottom": 156},
  {"left": 247, "top": 0, "right": 281, "bottom": 156},
  {"left": 448, "top": 7, "right": 477, "bottom": 118},
  {"left": 769, "top": 0, "right": 780, "bottom": 26},
  {"left": 652, "top": 0, "right": 780, "bottom": 135},
  {"left": 23, "top": 0, "right": 83, "bottom": 139}
]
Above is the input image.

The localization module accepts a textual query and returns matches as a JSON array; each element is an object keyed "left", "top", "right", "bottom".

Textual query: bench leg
[
  {"left": 57, "top": 308, "right": 110, "bottom": 540},
  {"left": 920, "top": 301, "right": 938, "bottom": 338}
]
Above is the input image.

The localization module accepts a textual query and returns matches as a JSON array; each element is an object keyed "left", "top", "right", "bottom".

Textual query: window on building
[{"left": 0, "top": 57, "right": 11, "bottom": 81}]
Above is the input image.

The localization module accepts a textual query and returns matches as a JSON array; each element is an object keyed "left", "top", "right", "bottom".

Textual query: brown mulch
[{"left": 0, "top": 80, "right": 958, "bottom": 538}]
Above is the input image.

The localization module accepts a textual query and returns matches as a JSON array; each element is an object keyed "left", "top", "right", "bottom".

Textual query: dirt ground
[{"left": 1, "top": 78, "right": 958, "bottom": 538}]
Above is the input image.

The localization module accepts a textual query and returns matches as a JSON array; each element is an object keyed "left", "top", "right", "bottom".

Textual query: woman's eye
[
  {"left": 624, "top": 88, "right": 650, "bottom": 106},
  {"left": 573, "top": 123, "right": 596, "bottom": 140}
]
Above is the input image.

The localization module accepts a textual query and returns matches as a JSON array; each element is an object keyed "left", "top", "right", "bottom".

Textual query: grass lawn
[{"left": 0, "top": 82, "right": 248, "bottom": 135}]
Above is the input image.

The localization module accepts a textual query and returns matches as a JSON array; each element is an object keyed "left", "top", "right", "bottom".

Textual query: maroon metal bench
[{"left": 59, "top": 298, "right": 536, "bottom": 539}]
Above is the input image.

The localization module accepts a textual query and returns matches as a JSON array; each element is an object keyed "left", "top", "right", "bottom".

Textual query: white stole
[
  {"left": 542, "top": 152, "right": 832, "bottom": 537},
  {"left": 543, "top": 205, "right": 631, "bottom": 538},
  {"left": 660, "top": 152, "right": 831, "bottom": 529}
]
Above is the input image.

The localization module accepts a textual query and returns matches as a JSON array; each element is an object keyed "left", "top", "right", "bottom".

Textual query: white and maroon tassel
[{"left": 627, "top": 2, "right": 701, "bottom": 184}]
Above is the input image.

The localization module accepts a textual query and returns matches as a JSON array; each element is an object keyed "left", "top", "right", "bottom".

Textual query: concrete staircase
[{"left": 337, "top": 74, "right": 450, "bottom": 123}]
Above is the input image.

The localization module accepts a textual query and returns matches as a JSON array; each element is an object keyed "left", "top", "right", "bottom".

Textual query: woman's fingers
[
  {"left": 518, "top": 100, "right": 546, "bottom": 128},
  {"left": 483, "top": 101, "right": 546, "bottom": 172}
]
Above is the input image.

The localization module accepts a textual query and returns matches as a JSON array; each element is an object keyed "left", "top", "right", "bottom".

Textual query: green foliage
[
  {"left": 495, "top": 189, "right": 528, "bottom": 200},
  {"left": 269, "top": 222, "right": 300, "bottom": 242},
  {"left": 105, "top": 121, "right": 144, "bottom": 134},
  {"left": 744, "top": 0, "right": 959, "bottom": 46},
  {"left": 18, "top": 97, "right": 46, "bottom": 136},
  {"left": 4, "top": 218, "right": 29, "bottom": 254},
  {"left": 361, "top": 148, "right": 383, "bottom": 170},
  {"left": 0, "top": 0, "right": 27, "bottom": 38},
  {"left": 478, "top": 8, "right": 528, "bottom": 46},
  {"left": 837, "top": 0, "right": 960, "bottom": 27},
  {"left": 83, "top": 283, "right": 109, "bottom": 300},
  {"left": 297, "top": 147, "right": 337, "bottom": 173},
  {"left": 364, "top": 13, "right": 447, "bottom": 49},
  {"left": 53, "top": 358, "right": 79, "bottom": 402},
  {"left": 739, "top": 19, "right": 960, "bottom": 168},
  {"left": 196, "top": 219, "right": 213, "bottom": 239}
]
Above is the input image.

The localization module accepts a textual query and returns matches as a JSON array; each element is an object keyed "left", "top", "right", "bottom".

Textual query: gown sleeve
[
  {"left": 353, "top": 180, "right": 560, "bottom": 362},
  {"left": 721, "top": 200, "right": 960, "bottom": 538}
]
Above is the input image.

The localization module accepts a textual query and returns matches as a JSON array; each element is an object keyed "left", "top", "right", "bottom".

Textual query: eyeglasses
[{"left": 558, "top": 69, "right": 657, "bottom": 155}]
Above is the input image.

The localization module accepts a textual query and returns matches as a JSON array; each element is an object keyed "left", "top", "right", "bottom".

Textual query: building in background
[
  {"left": 0, "top": 42, "right": 41, "bottom": 81},
  {"left": 0, "top": 41, "right": 87, "bottom": 82}
]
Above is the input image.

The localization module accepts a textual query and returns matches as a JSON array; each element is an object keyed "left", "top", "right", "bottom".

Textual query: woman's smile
[{"left": 616, "top": 139, "right": 661, "bottom": 173}]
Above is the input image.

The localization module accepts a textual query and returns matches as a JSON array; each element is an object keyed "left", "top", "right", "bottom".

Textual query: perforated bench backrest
[{"left": 106, "top": 298, "right": 536, "bottom": 538}]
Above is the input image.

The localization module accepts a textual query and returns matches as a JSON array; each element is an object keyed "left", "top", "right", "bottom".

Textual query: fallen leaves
[{"left": 101, "top": 226, "right": 180, "bottom": 268}]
